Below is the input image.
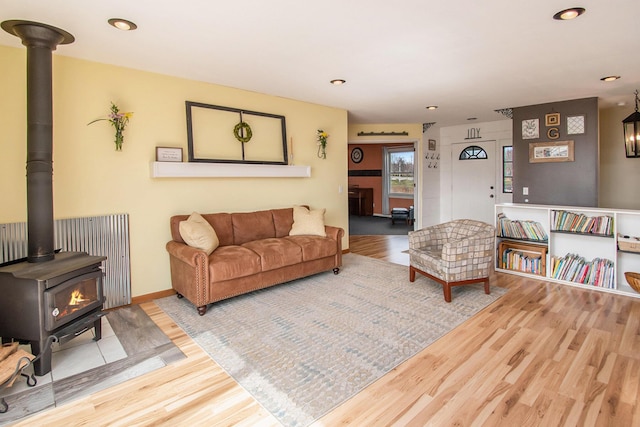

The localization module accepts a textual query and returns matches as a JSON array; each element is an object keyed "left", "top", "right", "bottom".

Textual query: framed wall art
[
  {"left": 185, "top": 101, "right": 288, "bottom": 165},
  {"left": 156, "top": 147, "right": 183, "bottom": 162},
  {"left": 428, "top": 139, "right": 436, "bottom": 151},
  {"left": 522, "top": 119, "right": 539, "bottom": 139},
  {"left": 567, "top": 115, "right": 585, "bottom": 135},
  {"left": 545, "top": 113, "right": 560, "bottom": 127},
  {"left": 528, "top": 140, "right": 574, "bottom": 163}
]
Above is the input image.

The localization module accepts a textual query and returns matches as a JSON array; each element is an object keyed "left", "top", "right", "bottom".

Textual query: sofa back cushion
[
  {"left": 203, "top": 213, "right": 234, "bottom": 246},
  {"left": 170, "top": 213, "right": 234, "bottom": 246},
  {"left": 232, "top": 210, "right": 276, "bottom": 245},
  {"left": 171, "top": 208, "right": 295, "bottom": 247},
  {"left": 447, "top": 219, "right": 494, "bottom": 240},
  {"left": 271, "top": 208, "right": 295, "bottom": 237}
]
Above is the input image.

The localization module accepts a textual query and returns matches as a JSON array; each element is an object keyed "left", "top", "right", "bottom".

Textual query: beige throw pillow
[
  {"left": 179, "top": 212, "right": 219, "bottom": 255},
  {"left": 289, "top": 206, "right": 326, "bottom": 237}
]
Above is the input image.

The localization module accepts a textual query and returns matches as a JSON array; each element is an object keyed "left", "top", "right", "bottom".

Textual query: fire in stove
[
  {"left": 57, "top": 287, "right": 95, "bottom": 318},
  {"left": 69, "top": 290, "right": 88, "bottom": 305}
]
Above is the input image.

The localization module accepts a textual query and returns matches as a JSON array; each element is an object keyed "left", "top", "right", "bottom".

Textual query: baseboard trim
[{"left": 131, "top": 289, "right": 176, "bottom": 306}]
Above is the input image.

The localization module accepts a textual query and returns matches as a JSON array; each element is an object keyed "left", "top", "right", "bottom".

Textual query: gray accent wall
[{"left": 512, "top": 97, "right": 598, "bottom": 206}]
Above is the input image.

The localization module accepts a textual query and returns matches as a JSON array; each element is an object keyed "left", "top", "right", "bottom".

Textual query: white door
[{"left": 451, "top": 141, "right": 496, "bottom": 224}]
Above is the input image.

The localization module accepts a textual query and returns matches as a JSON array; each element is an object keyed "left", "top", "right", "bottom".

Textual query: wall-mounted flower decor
[
  {"left": 317, "top": 129, "right": 328, "bottom": 159},
  {"left": 88, "top": 102, "right": 133, "bottom": 151}
]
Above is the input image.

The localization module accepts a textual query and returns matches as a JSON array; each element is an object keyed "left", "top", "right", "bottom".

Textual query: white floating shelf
[{"left": 151, "top": 161, "right": 311, "bottom": 178}]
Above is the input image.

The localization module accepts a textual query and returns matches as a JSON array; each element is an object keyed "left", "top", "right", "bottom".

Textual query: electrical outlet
[{"left": 523, "top": 187, "right": 529, "bottom": 195}]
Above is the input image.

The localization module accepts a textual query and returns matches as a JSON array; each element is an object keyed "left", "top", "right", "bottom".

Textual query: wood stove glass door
[{"left": 44, "top": 270, "right": 104, "bottom": 331}]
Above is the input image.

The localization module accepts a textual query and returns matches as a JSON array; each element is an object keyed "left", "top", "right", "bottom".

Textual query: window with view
[{"left": 387, "top": 147, "right": 414, "bottom": 197}]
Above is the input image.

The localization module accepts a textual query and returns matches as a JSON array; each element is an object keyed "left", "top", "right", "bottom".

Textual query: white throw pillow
[
  {"left": 289, "top": 206, "right": 326, "bottom": 237},
  {"left": 179, "top": 212, "right": 219, "bottom": 255}
]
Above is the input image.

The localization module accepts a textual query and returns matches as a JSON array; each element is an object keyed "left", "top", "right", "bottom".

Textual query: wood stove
[
  {"left": 0, "top": 20, "right": 108, "bottom": 376},
  {"left": 0, "top": 252, "right": 106, "bottom": 376}
]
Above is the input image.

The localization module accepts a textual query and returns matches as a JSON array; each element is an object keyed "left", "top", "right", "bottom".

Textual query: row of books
[
  {"left": 496, "top": 213, "right": 548, "bottom": 241},
  {"left": 501, "top": 248, "right": 544, "bottom": 275},
  {"left": 551, "top": 210, "right": 614, "bottom": 236},
  {"left": 550, "top": 253, "right": 615, "bottom": 288}
]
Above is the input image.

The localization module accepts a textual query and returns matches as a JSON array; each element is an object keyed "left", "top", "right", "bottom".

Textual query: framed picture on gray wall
[
  {"left": 529, "top": 140, "right": 575, "bottom": 163},
  {"left": 522, "top": 119, "right": 539, "bottom": 139},
  {"left": 567, "top": 115, "right": 585, "bottom": 135}
]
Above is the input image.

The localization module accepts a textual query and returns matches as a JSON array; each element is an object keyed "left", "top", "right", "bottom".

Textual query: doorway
[
  {"left": 348, "top": 141, "right": 419, "bottom": 234},
  {"left": 451, "top": 141, "right": 496, "bottom": 224}
]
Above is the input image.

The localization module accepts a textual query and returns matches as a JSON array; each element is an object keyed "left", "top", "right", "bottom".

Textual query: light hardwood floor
[{"left": 11, "top": 235, "right": 640, "bottom": 426}]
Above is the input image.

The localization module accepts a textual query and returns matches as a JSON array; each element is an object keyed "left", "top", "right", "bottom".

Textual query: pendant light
[{"left": 623, "top": 90, "right": 640, "bottom": 158}]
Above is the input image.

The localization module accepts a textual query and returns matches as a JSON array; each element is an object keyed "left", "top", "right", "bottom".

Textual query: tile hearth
[{"left": 1, "top": 316, "right": 126, "bottom": 398}]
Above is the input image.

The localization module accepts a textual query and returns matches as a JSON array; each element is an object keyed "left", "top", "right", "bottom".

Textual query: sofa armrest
[
  {"left": 166, "top": 240, "right": 210, "bottom": 307},
  {"left": 325, "top": 225, "right": 344, "bottom": 267},
  {"left": 166, "top": 240, "right": 208, "bottom": 266},
  {"left": 325, "top": 225, "right": 344, "bottom": 242}
]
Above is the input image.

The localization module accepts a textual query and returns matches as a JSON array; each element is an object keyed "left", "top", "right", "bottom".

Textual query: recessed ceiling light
[
  {"left": 108, "top": 18, "right": 137, "bottom": 31},
  {"left": 426, "top": 105, "right": 438, "bottom": 110},
  {"left": 600, "top": 75, "right": 621, "bottom": 82},
  {"left": 553, "top": 7, "right": 586, "bottom": 20},
  {"left": 330, "top": 79, "right": 346, "bottom": 85},
  {"left": 467, "top": 117, "right": 477, "bottom": 121}
]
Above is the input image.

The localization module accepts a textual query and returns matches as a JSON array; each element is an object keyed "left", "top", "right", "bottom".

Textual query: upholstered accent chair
[{"left": 408, "top": 219, "right": 495, "bottom": 302}]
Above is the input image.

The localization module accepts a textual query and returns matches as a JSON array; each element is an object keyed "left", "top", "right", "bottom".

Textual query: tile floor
[{"left": 1, "top": 316, "right": 126, "bottom": 398}]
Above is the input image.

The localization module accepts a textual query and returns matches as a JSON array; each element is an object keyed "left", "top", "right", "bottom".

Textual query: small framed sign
[
  {"left": 545, "top": 113, "right": 560, "bottom": 127},
  {"left": 156, "top": 147, "right": 183, "bottom": 162}
]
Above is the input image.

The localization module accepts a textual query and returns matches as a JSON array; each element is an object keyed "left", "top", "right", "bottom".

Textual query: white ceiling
[{"left": 1, "top": 0, "right": 639, "bottom": 127}]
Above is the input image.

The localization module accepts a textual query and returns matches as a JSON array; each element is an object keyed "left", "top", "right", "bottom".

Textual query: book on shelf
[
  {"left": 550, "top": 253, "right": 615, "bottom": 288},
  {"left": 551, "top": 210, "right": 614, "bottom": 236},
  {"left": 502, "top": 248, "right": 543, "bottom": 275},
  {"left": 496, "top": 213, "right": 548, "bottom": 241}
]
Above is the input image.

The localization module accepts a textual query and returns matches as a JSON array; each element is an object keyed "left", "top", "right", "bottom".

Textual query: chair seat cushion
[
  {"left": 391, "top": 208, "right": 409, "bottom": 218},
  {"left": 409, "top": 248, "right": 444, "bottom": 278}
]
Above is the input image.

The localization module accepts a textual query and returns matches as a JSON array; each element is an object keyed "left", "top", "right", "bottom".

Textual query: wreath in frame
[{"left": 233, "top": 121, "right": 253, "bottom": 143}]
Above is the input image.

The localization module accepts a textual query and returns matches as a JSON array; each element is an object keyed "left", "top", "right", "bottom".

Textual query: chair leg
[
  {"left": 484, "top": 279, "right": 490, "bottom": 295},
  {"left": 409, "top": 266, "right": 416, "bottom": 282},
  {"left": 443, "top": 283, "right": 452, "bottom": 303}
]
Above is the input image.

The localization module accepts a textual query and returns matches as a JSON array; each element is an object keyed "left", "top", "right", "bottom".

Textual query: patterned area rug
[{"left": 155, "top": 254, "right": 507, "bottom": 427}]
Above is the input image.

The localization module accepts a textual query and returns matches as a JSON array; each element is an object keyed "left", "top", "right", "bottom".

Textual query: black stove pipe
[{"left": 1, "top": 20, "right": 74, "bottom": 263}]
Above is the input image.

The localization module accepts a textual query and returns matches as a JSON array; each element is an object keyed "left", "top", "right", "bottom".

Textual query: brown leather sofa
[{"left": 166, "top": 207, "right": 344, "bottom": 315}]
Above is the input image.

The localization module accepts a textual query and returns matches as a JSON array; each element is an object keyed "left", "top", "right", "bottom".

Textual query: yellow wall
[
  {"left": 599, "top": 106, "right": 640, "bottom": 210},
  {"left": 0, "top": 45, "right": 349, "bottom": 298}
]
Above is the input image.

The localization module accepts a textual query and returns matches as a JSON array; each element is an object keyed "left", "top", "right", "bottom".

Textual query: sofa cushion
[
  {"left": 202, "top": 213, "right": 234, "bottom": 247},
  {"left": 289, "top": 206, "right": 326, "bottom": 237},
  {"left": 232, "top": 210, "right": 276, "bottom": 245},
  {"left": 209, "top": 246, "right": 261, "bottom": 281},
  {"left": 179, "top": 212, "right": 219, "bottom": 255},
  {"left": 242, "top": 238, "right": 303, "bottom": 271},
  {"left": 272, "top": 208, "right": 295, "bottom": 238},
  {"left": 286, "top": 235, "right": 337, "bottom": 261}
]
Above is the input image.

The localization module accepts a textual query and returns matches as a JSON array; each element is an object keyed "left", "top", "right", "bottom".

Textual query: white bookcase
[{"left": 495, "top": 203, "right": 640, "bottom": 298}]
